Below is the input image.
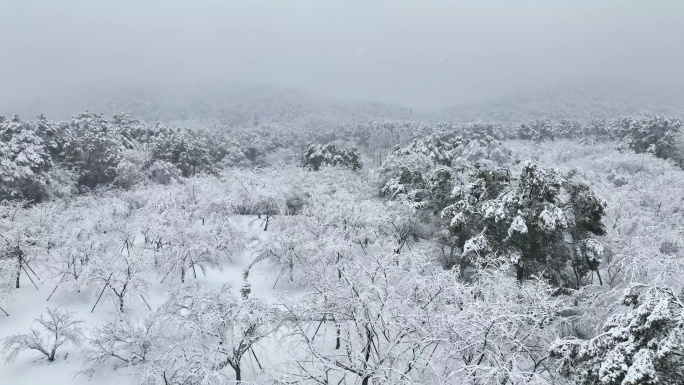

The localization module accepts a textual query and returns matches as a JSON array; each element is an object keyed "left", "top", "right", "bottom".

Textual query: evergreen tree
[
  {"left": 61, "top": 113, "right": 125, "bottom": 188},
  {"left": 0, "top": 116, "right": 53, "bottom": 202},
  {"left": 442, "top": 161, "right": 606, "bottom": 286},
  {"left": 303, "top": 142, "right": 362, "bottom": 171},
  {"left": 551, "top": 284, "right": 684, "bottom": 385}
]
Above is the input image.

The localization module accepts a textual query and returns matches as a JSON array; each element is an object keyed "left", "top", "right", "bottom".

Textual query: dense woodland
[{"left": 1, "top": 104, "right": 684, "bottom": 385}]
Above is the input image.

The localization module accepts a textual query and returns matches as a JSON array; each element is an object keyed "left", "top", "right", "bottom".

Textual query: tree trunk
[
  {"left": 595, "top": 269, "right": 603, "bottom": 286},
  {"left": 15, "top": 255, "right": 22, "bottom": 289},
  {"left": 459, "top": 258, "right": 467, "bottom": 280},
  {"left": 234, "top": 365, "right": 241, "bottom": 382},
  {"left": 119, "top": 295, "right": 125, "bottom": 313},
  {"left": 181, "top": 266, "right": 186, "bottom": 283},
  {"left": 361, "top": 376, "right": 371, "bottom": 385},
  {"left": 516, "top": 265, "right": 524, "bottom": 283}
]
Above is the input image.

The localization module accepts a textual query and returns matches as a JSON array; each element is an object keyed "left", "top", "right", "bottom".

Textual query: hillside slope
[{"left": 439, "top": 81, "right": 684, "bottom": 123}]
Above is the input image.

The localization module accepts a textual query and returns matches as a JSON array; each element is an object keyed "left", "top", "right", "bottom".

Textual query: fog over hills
[
  {"left": 2, "top": 82, "right": 415, "bottom": 126},
  {"left": 5, "top": 79, "right": 681, "bottom": 127},
  {"left": 438, "top": 80, "right": 684, "bottom": 123}
]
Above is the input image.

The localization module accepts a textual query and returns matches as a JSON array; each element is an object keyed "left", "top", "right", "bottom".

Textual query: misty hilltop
[
  {"left": 3, "top": 82, "right": 415, "bottom": 126},
  {"left": 438, "top": 80, "right": 684, "bottom": 123},
  {"left": 6, "top": 79, "right": 683, "bottom": 128}
]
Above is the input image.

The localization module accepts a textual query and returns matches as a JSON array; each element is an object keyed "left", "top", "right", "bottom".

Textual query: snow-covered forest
[
  {"left": 3, "top": 105, "right": 684, "bottom": 385},
  {"left": 2, "top": 2, "right": 684, "bottom": 385}
]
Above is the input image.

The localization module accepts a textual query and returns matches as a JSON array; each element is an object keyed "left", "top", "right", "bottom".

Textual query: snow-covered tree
[
  {"left": 61, "top": 112, "right": 126, "bottom": 188},
  {"left": 551, "top": 284, "right": 684, "bottom": 385},
  {"left": 146, "top": 160, "right": 183, "bottom": 185},
  {"left": 0, "top": 115, "right": 53, "bottom": 202},
  {"left": 111, "top": 113, "right": 155, "bottom": 145},
  {"left": 151, "top": 129, "right": 213, "bottom": 177},
  {"left": 114, "top": 158, "right": 145, "bottom": 189},
  {"left": 278, "top": 252, "right": 451, "bottom": 385},
  {"left": 303, "top": 143, "right": 362, "bottom": 171},
  {"left": 618, "top": 114, "right": 682, "bottom": 160},
  {"left": 442, "top": 161, "right": 607, "bottom": 286},
  {"left": 379, "top": 153, "right": 454, "bottom": 213},
  {"left": 379, "top": 128, "right": 510, "bottom": 214},
  {"left": 443, "top": 269, "right": 565, "bottom": 384},
  {"left": 0, "top": 201, "right": 50, "bottom": 290},
  {"left": 148, "top": 206, "right": 242, "bottom": 283},
  {"left": 141, "top": 283, "right": 275, "bottom": 383},
  {"left": 253, "top": 214, "right": 347, "bottom": 286},
  {"left": 81, "top": 230, "right": 150, "bottom": 313},
  {"left": 518, "top": 118, "right": 554, "bottom": 142},
  {"left": 1, "top": 307, "right": 83, "bottom": 363},
  {"left": 583, "top": 119, "right": 614, "bottom": 140},
  {"left": 0, "top": 258, "right": 14, "bottom": 314},
  {"left": 554, "top": 119, "right": 583, "bottom": 139},
  {"left": 82, "top": 315, "right": 159, "bottom": 375}
]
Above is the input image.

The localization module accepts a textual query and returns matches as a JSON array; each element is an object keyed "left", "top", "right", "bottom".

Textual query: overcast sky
[{"left": 1, "top": 0, "right": 683, "bottom": 110}]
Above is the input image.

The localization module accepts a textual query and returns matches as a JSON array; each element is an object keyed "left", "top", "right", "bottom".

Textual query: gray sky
[{"left": 1, "top": 0, "right": 683, "bottom": 110}]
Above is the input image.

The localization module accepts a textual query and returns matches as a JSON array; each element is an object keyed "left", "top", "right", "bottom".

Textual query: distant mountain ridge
[
  {"left": 2, "top": 82, "right": 416, "bottom": 126},
  {"left": 5, "top": 80, "right": 683, "bottom": 127},
  {"left": 438, "top": 81, "right": 684, "bottom": 123}
]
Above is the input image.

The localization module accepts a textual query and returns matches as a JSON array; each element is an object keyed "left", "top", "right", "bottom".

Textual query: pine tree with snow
[
  {"left": 442, "top": 161, "right": 607, "bottom": 286},
  {"left": 303, "top": 142, "right": 362, "bottom": 171},
  {"left": 0, "top": 115, "right": 53, "bottom": 202},
  {"left": 619, "top": 114, "right": 682, "bottom": 160},
  {"left": 551, "top": 284, "right": 684, "bottom": 385},
  {"left": 518, "top": 118, "right": 554, "bottom": 142},
  {"left": 61, "top": 112, "right": 126, "bottom": 188}
]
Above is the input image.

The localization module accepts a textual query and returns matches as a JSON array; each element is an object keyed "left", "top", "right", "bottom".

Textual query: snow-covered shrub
[
  {"left": 86, "top": 252, "right": 150, "bottom": 313},
  {"left": 1, "top": 307, "right": 83, "bottom": 363}
]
